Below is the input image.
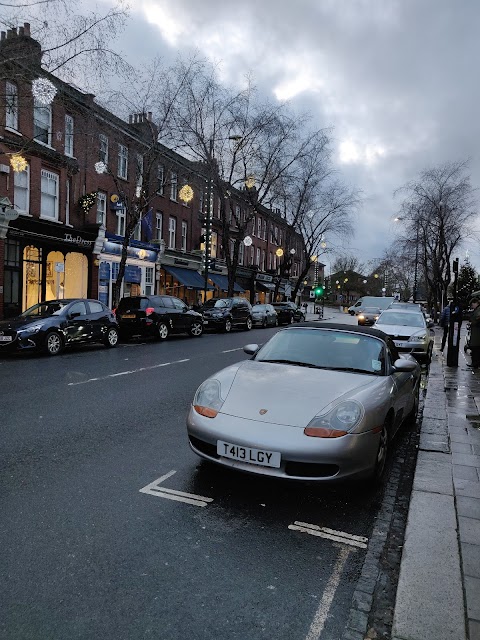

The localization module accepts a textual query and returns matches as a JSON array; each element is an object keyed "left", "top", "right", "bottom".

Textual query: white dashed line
[
  {"left": 222, "top": 347, "right": 244, "bottom": 353},
  {"left": 289, "top": 521, "right": 368, "bottom": 549},
  {"left": 139, "top": 470, "right": 213, "bottom": 507},
  {"left": 67, "top": 358, "right": 190, "bottom": 385}
]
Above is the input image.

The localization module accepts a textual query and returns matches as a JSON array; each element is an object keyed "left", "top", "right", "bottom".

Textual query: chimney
[
  {"left": 129, "top": 115, "right": 133, "bottom": 124},
  {"left": 0, "top": 21, "right": 42, "bottom": 68}
]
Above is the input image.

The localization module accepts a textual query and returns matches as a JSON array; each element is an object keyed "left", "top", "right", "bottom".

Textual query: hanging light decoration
[
  {"left": 245, "top": 175, "right": 255, "bottom": 189},
  {"left": 179, "top": 184, "right": 194, "bottom": 203},
  {"left": 32, "top": 77, "right": 57, "bottom": 105},
  {"left": 311, "top": 255, "right": 318, "bottom": 262},
  {"left": 276, "top": 248, "right": 284, "bottom": 257},
  {"left": 78, "top": 191, "right": 98, "bottom": 215},
  {"left": 10, "top": 154, "right": 28, "bottom": 172},
  {"left": 289, "top": 248, "right": 296, "bottom": 255},
  {"left": 95, "top": 161, "right": 107, "bottom": 174},
  {"left": 243, "top": 235, "right": 253, "bottom": 247}
]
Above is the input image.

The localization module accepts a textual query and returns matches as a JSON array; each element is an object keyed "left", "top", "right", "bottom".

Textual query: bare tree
[{"left": 395, "top": 160, "right": 478, "bottom": 313}]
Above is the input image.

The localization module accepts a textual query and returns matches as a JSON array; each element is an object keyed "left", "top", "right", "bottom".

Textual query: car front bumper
[{"left": 187, "top": 407, "right": 380, "bottom": 481}]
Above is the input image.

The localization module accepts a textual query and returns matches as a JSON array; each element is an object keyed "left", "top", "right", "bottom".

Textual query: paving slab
[
  {"left": 392, "top": 490, "right": 465, "bottom": 640},
  {"left": 465, "top": 575, "right": 480, "bottom": 620},
  {"left": 461, "top": 542, "right": 480, "bottom": 578}
]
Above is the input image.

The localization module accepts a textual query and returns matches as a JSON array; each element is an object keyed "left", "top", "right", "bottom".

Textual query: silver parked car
[
  {"left": 251, "top": 304, "right": 278, "bottom": 328},
  {"left": 187, "top": 323, "right": 421, "bottom": 483},
  {"left": 374, "top": 308, "right": 434, "bottom": 364}
]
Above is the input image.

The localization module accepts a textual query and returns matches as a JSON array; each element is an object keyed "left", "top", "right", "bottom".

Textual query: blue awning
[
  {"left": 163, "top": 265, "right": 213, "bottom": 290},
  {"left": 208, "top": 273, "right": 245, "bottom": 293}
]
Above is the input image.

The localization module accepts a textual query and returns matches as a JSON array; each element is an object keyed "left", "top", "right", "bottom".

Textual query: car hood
[
  {"left": 219, "top": 360, "right": 377, "bottom": 427},
  {"left": 374, "top": 323, "right": 423, "bottom": 337},
  {"left": 0, "top": 317, "right": 51, "bottom": 331},
  {"left": 202, "top": 307, "right": 229, "bottom": 316}
]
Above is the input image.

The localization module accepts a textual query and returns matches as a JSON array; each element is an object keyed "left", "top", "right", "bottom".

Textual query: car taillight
[
  {"left": 112, "top": 308, "right": 116, "bottom": 315},
  {"left": 145, "top": 307, "right": 155, "bottom": 316}
]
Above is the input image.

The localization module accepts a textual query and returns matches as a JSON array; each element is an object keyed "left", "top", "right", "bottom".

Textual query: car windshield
[
  {"left": 203, "top": 299, "right": 229, "bottom": 309},
  {"left": 20, "top": 301, "right": 68, "bottom": 317},
  {"left": 376, "top": 312, "right": 425, "bottom": 327},
  {"left": 253, "top": 305, "right": 267, "bottom": 311},
  {"left": 253, "top": 328, "right": 384, "bottom": 374}
]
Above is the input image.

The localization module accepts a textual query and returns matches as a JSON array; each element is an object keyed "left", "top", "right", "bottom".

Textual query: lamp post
[{"left": 203, "top": 138, "right": 214, "bottom": 303}]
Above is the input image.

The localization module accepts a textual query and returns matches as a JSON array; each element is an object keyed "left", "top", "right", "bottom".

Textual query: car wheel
[
  {"left": 349, "top": 311, "right": 355, "bottom": 316},
  {"left": 45, "top": 331, "right": 64, "bottom": 356},
  {"left": 223, "top": 318, "right": 232, "bottom": 333},
  {"left": 371, "top": 419, "right": 390, "bottom": 484},
  {"left": 104, "top": 326, "right": 119, "bottom": 348},
  {"left": 289, "top": 315, "right": 294, "bottom": 324},
  {"left": 262, "top": 318, "right": 267, "bottom": 328},
  {"left": 406, "top": 384, "right": 420, "bottom": 427},
  {"left": 189, "top": 321, "right": 203, "bottom": 337},
  {"left": 156, "top": 322, "right": 169, "bottom": 341},
  {"left": 275, "top": 318, "right": 278, "bottom": 327},
  {"left": 244, "top": 317, "right": 252, "bottom": 331},
  {"left": 425, "top": 343, "right": 433, "bottom": 365}
]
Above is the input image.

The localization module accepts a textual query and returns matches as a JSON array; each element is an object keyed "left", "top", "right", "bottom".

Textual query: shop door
[
  {"left": 46, "top": 251, "right": 65, "bottom": 300},
  {"left": 23, "top": 246, "right": 42, "bottom": 311}
]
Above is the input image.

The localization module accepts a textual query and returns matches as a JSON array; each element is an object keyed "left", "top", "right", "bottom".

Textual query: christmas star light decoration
[
  {"left": 78, "top": 192, "right": 98, "bottom": 214},
  {"left": 243, "top": 235, "right": 253, "bottom": 247},
  {"left": 179, "top": 184, "right": 194, "bottom": 203},
  {"left": 32, "top": 77, "right": 57, "bottom": 105},
  {"left": 10, "top": 154, "right": 28, "bottom": 172},
  {"left": 95, "top": 161, "right": 107, "bottom": 174},
  {"left": 245, "top": 175, "right": 255, "bottom": 189}
]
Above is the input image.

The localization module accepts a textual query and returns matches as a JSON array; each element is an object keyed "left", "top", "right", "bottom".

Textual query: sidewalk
[{"left": 392, "top": 331, "right": 480, "bottom": 640}]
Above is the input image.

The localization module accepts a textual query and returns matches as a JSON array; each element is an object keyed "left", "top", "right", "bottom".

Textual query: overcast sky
[{"left": 85, "top": 1, "right": 480, "bottom": 271}]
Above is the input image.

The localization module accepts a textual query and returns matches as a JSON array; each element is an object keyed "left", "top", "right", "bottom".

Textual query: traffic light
[{"left": 314, "top": 285, "right": 324, "bottom": 298}]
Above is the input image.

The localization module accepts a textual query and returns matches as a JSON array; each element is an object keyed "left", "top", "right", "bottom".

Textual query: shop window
[
  {"left": 23, "top": 246, "right": 42, "bottom": 311},
  {"left": 64, "top": 115, "right": 74, "bottom": 156},
  {"left": 4, "top": 239, "right": 21, "bottom": 318},
  {"left": 97, "top": 192, "right": 107, "bottom": 225},
  {"left": 65, "top": 253, "right": 88, "bottom": 299},
  {"left": 117, "top": 144, "right": 128, "bottom": 179},
  {"left": 40, "top": 169, "right": 59, "bottom": 220},
  {"left": 33, "top": 100, "right": 52, "bottom": 145},
  {"left": 46, "top": 251, "right": 65, "bottom": 301},
  {"left": 14, "top": 164, "right": 29, "bottom": 214},
  {"left": 6, "top": 81, "right": 18, "bottom": 130},
  {"left": 99, "top": 134, "right": 108, "bottom": 164}
]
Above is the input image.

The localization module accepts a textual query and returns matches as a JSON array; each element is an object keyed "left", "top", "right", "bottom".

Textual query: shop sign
[
  {"left": 99, "top": 262, "right": 111, "bottom": 280},
  {"left": 54, "top": 262, "right": 64, "bottom": 273},
  {"left": 102, "top": 240, "right": 156, "bottom": 262},
  {"left": 256, "top": 273, "right": 273, "bottom": 283},
  {"left": 125, "top": 265, "right": 142, "bottom": 284},
  {"left": 98, "top": 285, "right": 109, "bottom": 294},
  {"left": 64, "top": 233, "right": 93, "bottom": 247}
]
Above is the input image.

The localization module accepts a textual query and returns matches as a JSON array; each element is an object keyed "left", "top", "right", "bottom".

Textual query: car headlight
[
  {"left": 408, "top": 332, "right": 427, "bottom": 342},
  {"left": 304, "top": 400, "right": 364, "bottom": 438},
  {"left": 358, "top": 315, "right": 365, "bottom": 320},
  {"left": 193, "top": 379, "right": 225, "bottom": 418},
  {"left": 18, "top": 323, "right": 44, "bottom": 334}
]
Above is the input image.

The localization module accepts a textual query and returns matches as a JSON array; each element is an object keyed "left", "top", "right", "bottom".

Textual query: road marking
[
  {"left": 289, "top": 521, "right": 368, "bottom": 549},
  {"left": 222, "top": 347, "right": 244, "bottom": 353},
  {"left": 67, "top": 358, "right": 190, "bottom": 386},
  {"left": 305, "top": 546, "right": 352, "bottom": 640},
  {"left": 139, "top": 470, "right": 213, "bottom": 507}
]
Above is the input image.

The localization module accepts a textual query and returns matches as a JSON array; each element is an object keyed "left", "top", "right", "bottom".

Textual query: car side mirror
[
  {"left": 68, "top": 312, "right": 81, "bottom": 319},
  {"left": 244, "top": 343, "right": 259, "bottom": 355},
  {"left": 393, "top": 358, "right": 418, "bottom": 372}
]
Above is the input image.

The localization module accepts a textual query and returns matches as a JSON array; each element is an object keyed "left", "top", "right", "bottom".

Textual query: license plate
[
  {"left": 394, "top": 341, "right": 405, "bottom": 347},
  {"left": 121, "top": 314, "right": 136, "bottom": 319},
  {"left": 203, "top": 320, "right": 209, "bottom": 325},
  {"left": 0, "top": 335, "right": 12, "bottom": 342},
  {"left": 217, "top": 440, "right": 281, "bottom": 468}
]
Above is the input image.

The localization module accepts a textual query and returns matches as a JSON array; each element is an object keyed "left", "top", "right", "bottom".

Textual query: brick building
[{"left": 0, "top": 24, "right": 306, "bottom": 319}]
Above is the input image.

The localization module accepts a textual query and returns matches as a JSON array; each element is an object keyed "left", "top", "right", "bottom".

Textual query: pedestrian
[
  {"left": 467, "top": 297, "right": 480, "bottom": 369},
  {"left": 439, "top": 299, "right": 452, "bottom": 352}
]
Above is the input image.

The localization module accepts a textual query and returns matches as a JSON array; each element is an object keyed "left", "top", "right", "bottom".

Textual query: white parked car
[{"left": 374, "top": 308, "right": 434, "bottom": 364}]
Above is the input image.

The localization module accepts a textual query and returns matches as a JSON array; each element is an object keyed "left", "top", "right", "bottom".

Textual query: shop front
[
  {"left": 160, "top": 261, "right": 213, "bottom": 307},
  {"left": 98, "top": 234, "right": 158, "bottom": 308},
  {"left": 3, "top": 217, "right": 95, "bottom": 319}
]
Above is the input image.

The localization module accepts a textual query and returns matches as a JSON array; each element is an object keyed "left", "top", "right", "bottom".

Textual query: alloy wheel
[
  {"left": 245, "top": 317, "right": 252, "bottom": 330},
  {"left": 157, "top": 323, "right": 169, "bottom": 340},
  {"left": 46, "top": 332, "right": 62, "bottom": 356},
  {"left": 106, "top": 327, "right": 119, "bottom": 347},
  {"left": 190, "top": 321, "right": 203, "bottom": 337}
]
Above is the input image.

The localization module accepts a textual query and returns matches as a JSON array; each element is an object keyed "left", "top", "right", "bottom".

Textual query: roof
[{"left": 285, "top": 321, "right": 390, "bottom": 342}]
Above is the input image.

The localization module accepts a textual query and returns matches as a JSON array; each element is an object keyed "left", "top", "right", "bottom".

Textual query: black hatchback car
[
  {"left": 0, "top": 299, "right": 119, "bottom": 356},
  {"left": 201, "top": 297, "right": 253, "bottom": 332},
  {"left": 116, "top": 295, "right": 204, "bottom": 340}
]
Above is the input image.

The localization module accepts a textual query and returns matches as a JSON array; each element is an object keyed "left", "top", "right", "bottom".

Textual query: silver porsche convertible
[{"left": 187, "top": 323, "right": 421, "bottom": 483}]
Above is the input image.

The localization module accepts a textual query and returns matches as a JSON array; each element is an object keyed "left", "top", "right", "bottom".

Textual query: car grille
[
  {"left": 284, "top": 462, "right": 339, "bottom": 478},
  {"left": 388, "top": 334, "right": 411, "bottom": 341},
  {"left": 189, "top": 436, "right": 219, "bottom": 459}
]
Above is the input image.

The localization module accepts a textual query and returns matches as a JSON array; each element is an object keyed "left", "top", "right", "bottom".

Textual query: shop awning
[
  {"left": 163, "top": 265, "right": 213, "bottom": 290},
  {"left": 208, "top": 273, "right": 245, "bottom": 293},
  {"left": 256, "top": 282, "right": 276, "bottom": 291}
]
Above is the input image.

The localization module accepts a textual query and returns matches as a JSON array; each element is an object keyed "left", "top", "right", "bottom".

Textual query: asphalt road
[{"left": 0, "top": 313, "right": 413, "bottom": 640}]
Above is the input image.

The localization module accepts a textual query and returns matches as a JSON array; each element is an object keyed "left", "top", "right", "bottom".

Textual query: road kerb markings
[
  {"left": 289, "top": 521, "right": 368, "bottom": 549},
  {"left": 139, "top": 470, "right": 213, "bottom": 508}
]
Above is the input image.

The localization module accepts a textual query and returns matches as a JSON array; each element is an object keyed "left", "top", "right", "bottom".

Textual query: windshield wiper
[
  {"left": 259, "top": 359, "right": 324, "bottom": 369},
  {"left": 328, "top": 366, "right": 375, "bottom": 374}
]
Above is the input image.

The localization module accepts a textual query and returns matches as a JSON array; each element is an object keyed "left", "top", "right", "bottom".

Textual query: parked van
[{"left": 348, "top": 296, "right": 395, "bottom": 315}]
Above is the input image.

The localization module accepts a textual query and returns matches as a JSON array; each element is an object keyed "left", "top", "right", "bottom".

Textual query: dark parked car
[
  {"left": 357, "top": 307, "right": 381, "bottom": 326},
  {"left": 251, "top": 304, "right": 278, "bottom": 328},
  {"left": 0, "top": 298, "right": 119, "bottom": 356},
  {"left": 201, "top": 297, "right": 253, "bottom": 332},
  {"left": 271, "top": 302, "right": 305, "bottom": 325},
  {"left": 116, "top": 295, "right": 204, "bottom": 340}
]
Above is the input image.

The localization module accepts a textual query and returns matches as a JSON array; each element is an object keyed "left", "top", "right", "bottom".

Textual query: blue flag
[{"left": 141, "top": 208, "right": 153, "bottom": 241}]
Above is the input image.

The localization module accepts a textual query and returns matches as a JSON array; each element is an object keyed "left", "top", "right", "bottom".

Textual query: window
[
  {"left": 170, "top": 172, "right": 177, "bottom": 201},
  {"left": 145, "top": 267, "right": 154, "bottom": 295},
  {"left": 89, "top": 301, "right": 104, "bottom": 313},
  {"left": 157, "top": 165, "right": 164, "bottom": 195},
  {"left": 64, "top": 115, "right": 74, "bottom": 156},
  {"left": 250, "top": 246, "right": 255, "bottom": 265},
  {"left": 263, "top": 220, "right": 267, "bottom": 240},
  {"left": 252, "top": 217, "right": 256, "bottom": 237},
  {"left": 6, "top": 81, "right": 18, "bottom": 130},
  {"left": 40, "top": 169, "right": 59, "bottom": 220},
  {"left": 168, "top": 217, "right": 176, "bottom": 248},
  {"left": 239, "top": 241, "right": 244, "bottom": 265},
  {"left": 257, "top": 218, "right": 262, "bottom": 238},
  {"left": 133, "top": 218, "right": 141, "bottom": 241},
  {"left": 261, "top": 250, "right": 266, "bottom": 271},
  {"left": 33, "top": 100, "right": 52, "bottom": 145},
  {"left": 117, "top": 144, "right": 128, "bottom": 179},
  {"left": 181, "top": 221, "right": 187, "bottom": 251},
  {"left": 156, "top": 212, "right": 163, "bottom": 240},
  {"left": 275, "top": 227, "right": 279, "bottom": 245},
  {"left": 116, "top": 207, "right": 126, "bottom": 236},
  {"left": 13, "top": 165, "right": 29, "bottom": 214},
  {"left": 97, "top": 192, "right": 107, "bottom": 225},
  {"left": 99, "top": 134, "right": 108, "bottom": 164},
  {"left": 269, "top": 253, "right": 273, "bottom": 270},
  {"left": 256, "top": 247, "right": 261, "bottom": 266},
  {"left": 68, "top": 301, "right": 87, "bottom": 316},
  {"left": 66, "top": 178, "right": 71, "bottom": 225}
]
